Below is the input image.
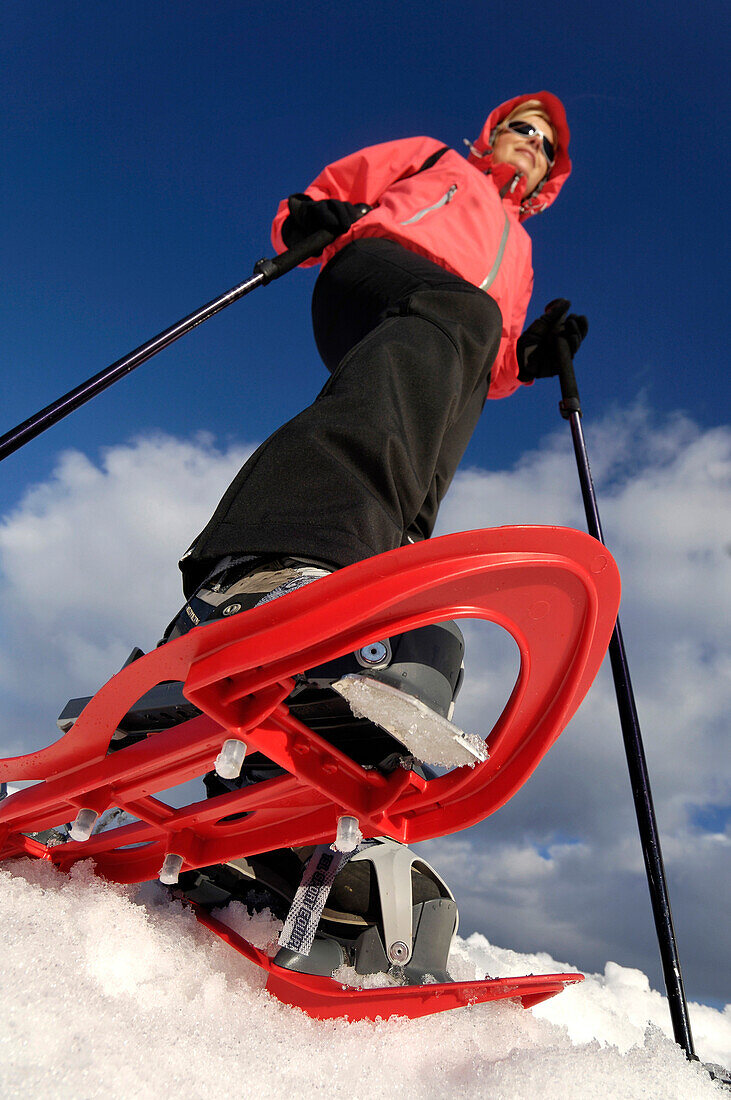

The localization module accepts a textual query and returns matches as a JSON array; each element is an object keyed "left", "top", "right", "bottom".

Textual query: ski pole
[
  {"left": 0, "top": 217, "right": 367, "bottom": 464},
  {"left": 555, "top": 336, "right": 696, "bottom": 1059}
]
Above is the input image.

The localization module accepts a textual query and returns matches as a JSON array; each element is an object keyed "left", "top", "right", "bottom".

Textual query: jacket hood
[{"left": 467, "top": 91, "right": 571, "bottom": 220}]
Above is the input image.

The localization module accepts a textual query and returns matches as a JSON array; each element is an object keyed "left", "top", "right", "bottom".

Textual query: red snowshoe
[{"left": 0, "top": 527, "right": 619, "bottom": 1020}]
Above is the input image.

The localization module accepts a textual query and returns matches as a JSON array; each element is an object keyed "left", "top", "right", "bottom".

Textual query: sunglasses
[{"left": 502, "top": 121, "right": 555, "bottom": 166}]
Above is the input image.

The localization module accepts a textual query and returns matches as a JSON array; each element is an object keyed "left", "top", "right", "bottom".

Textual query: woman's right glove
[
  {"left": 281, "top": 193, "right": 370, "bottom": 249},
  {"left": 517, "top": 299, "right": 588, "bottom": 382}
]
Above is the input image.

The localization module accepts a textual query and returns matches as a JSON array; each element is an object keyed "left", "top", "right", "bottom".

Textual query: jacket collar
[{"left": 467, "top": 91, "right": 572, "bottom": 221}]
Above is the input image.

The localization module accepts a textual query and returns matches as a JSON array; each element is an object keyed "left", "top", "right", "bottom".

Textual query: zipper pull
[
  {"left": 499, "top": 173, "right": 523, "bottom": 199},
  {"left": 463, "top": 138, "right": 486, "bottom": 157}
]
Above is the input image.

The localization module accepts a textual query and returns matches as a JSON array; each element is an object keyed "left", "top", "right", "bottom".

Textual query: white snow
[{"left": 1, "top": 857, "right": 728, "bottom": 1099}]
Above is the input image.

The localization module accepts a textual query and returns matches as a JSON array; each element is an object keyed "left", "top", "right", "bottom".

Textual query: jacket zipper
[
  {"left": 479, "top": 210, "right": 510, "bottom": 291},
  {"left": 400, "top": 184, "right": 457, "bottom": 225}
]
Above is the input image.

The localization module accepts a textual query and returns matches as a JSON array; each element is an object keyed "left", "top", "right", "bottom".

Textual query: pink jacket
[{"left": 271, "top": 92, "right": 571, "bottom": 400}]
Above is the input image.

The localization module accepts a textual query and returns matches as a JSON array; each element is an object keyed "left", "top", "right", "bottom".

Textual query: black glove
[
  {"left": 281, "top": 193, "right": 369, "bottom": 249},
  {"left": 517, "top": 299, "right": 588, "bottom": 382}
]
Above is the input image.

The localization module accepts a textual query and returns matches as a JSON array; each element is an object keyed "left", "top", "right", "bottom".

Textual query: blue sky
[
  {"left": 0, "top": 3, "right": 729, "bottom": 1010},
  {"left": 2, "top": 0, "right": 728, "bottom": 506}
]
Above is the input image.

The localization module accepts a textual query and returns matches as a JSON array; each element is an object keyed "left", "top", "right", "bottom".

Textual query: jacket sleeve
[
  {"left": 271, "top": 136, "right": 446, "bottom": 262},
  {"left": 487, "top": 253, "right": 534, "bottom": 400}
]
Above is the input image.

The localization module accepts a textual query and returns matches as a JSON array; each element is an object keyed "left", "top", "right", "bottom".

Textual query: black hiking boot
[
  {"left": 161, "top": 555, "right": 332, "bottom": 642},
  {"left": 161, "top": 555, "right": 484, "bottom": 767},
  {"left": 58, "top": 558, "right": 483, "bottom": 767}
]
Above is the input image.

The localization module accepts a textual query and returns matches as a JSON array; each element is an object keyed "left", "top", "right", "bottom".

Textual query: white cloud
[
  {"left": 426, "top": 404, "right": 731, "bottom": 1003},
  {"left": 0, "top": 433, "right": 251, "bottom": 753},
  {"left": 0, "top": 407, "right": 728, "bottom": 1007}
]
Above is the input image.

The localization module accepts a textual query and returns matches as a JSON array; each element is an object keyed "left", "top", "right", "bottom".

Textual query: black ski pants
[{"left": 181, "top": 239, "right": 502, "bottom": 597}]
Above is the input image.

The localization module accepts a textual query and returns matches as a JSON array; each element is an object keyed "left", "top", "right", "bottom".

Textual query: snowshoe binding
[{"left": 175, "top": 837, "right": 458, "bottom": 985}]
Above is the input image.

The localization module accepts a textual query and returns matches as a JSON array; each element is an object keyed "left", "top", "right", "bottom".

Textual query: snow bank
[{"left": 1, "top": 859, "right": 727, "bottom": 1099}]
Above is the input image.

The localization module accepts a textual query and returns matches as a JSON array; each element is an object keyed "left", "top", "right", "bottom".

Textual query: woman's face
[{"left": 491, "top": 112, "right": 555, "bottom": 193}]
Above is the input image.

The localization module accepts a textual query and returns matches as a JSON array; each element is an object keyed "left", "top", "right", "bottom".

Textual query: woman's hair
[{"left": 502, "top": 99, "right": 554, "bottom": 129}]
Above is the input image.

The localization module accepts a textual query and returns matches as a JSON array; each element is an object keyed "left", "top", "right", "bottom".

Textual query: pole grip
[
  {"left": 254, "top": 204, "right": 372, "bottom": 283},
  {"left": 254, "top": 228, "right": 337, "bottom": 283},
  {"left": 557, "top": 336, "right": 582, "bottom": 419}
]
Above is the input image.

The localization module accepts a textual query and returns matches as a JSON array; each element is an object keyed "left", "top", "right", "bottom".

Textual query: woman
[{"left": 167, "top": 92, "right": 589, "bottom": 980}]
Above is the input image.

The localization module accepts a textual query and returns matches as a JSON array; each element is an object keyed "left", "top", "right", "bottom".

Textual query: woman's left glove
[{"left": 517, "top": 299, "right": 588, "bottom": 382}]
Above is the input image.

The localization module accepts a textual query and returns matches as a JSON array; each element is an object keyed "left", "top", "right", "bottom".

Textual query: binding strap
[{"left": 278, "top": 840, "right": 377, "bottom": 956}]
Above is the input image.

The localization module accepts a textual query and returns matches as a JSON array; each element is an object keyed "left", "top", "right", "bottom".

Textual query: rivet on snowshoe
[
  {"left": 222, "top": 602, "right": 242, "bottom": 616},
  {"left": 215, "top": 738, "right": 247, "bottom": 779},
  {"left": 388, "top": 940, "right": 411, "bottom": 964},
  {"left": 356, "top": 640, "right": 391, "bottom": 668},
  {"left": 332, "top": 815, "right": 362, "bottom": 852},
  {"left": 159, "top": 853, "right": 184, "bottom": 885},
  {"left": 69, "top": 808, "right": 99, "bottom": 842}
]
